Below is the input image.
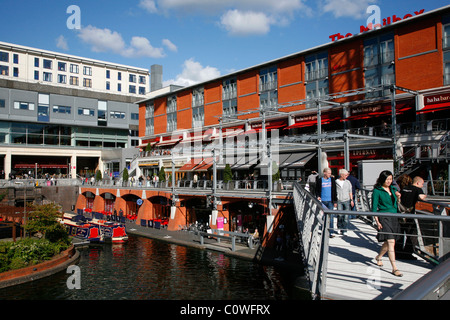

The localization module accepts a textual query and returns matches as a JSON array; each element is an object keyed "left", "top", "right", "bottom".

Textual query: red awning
[
  {"left": 178, "top": 158, "right": 203, "bottom": 172},
  {"left": 285, "top": 120, "right": 330, "bottom": 130},
  {"left": 194, "top": 158, "right": 215, "bottom": 172},
  {"left": 417, "top": 102, "right": 450, "bottom": 114},
  {"left": 155, "top": 138, "right": 181, "bottom": 147}
]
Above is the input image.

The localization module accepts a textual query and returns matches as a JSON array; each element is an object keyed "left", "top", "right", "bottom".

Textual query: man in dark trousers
[
  {"left": 346, "top": 170, "right": 361, "bottom": 212},
  {"left": 397, "top": 176, "right": 427, "bottom": 260},
  {"left": 315, "top": 168, "right": 338, "bottom": 236}
]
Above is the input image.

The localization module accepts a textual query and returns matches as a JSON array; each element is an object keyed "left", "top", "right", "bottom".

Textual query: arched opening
[
  {"left": 121, "top": 194, "right": 141, "bottom": 216},
  {"left": 226, "top": 200, "right": 265, "bottom": 234}
]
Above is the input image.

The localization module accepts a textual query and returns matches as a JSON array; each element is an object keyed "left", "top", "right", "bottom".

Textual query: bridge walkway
[{"left": 324, "top": 218, "right": 433, "bottom": 300}]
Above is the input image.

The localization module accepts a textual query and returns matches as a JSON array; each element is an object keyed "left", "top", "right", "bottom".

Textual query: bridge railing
[{"left": 293, "top": 182, "right": 450, "bottom": 300}]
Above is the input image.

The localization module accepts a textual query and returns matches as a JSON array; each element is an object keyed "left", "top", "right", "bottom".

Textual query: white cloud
[
  {"left": 220, "top": 10, "right": 272, "bottom": 36},
  {"left": 143, "top": 0, "right": 312, "bottom": 36},
  {"left": 56, "top": 35, "right": 69, "bottom": 51},
  {"left": 321, "top": 0, "right": 377, "bottom": 19},
  {"left": 77, "top": 25, "right": 165, "bottom": 58},
  {"left": 162, "top": 39, "right": 178, "bottom": 52},
  {"left": 164, "top": 58, "right": 221, "bottom": 87},
  {"left": 139, "top": 0, "right": 158, "bottom": 13}
]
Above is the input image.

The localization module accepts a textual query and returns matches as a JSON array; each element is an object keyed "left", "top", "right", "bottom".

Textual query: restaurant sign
[{"left": 329, "top": 9, "right": 425, "bottom": 42}]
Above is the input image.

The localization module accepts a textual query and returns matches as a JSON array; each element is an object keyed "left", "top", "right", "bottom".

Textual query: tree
[
  {"left": 224, "top": 164, "right": 233, "bottom": 183},
  {"left": 25, "top": 203, "right": 69, "bottom": 244},
  {"left": 123, "top": 167, "right": 129, "bottom": 182},
  {"left": 272, "top": 161, "right": 280, "bottom": 181},
  {"left": 95, "top": 169, "right": 102, "bottom": 181},
  {"left": 158, "top": 166, "right": 166, "bottom": 182},
  {"left": 145, "top": 143, "right": 152, "bottom": 153}
]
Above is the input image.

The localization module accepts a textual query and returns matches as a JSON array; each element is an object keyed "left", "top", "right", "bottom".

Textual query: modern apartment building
[
  {"left": 136, "top": 4, "right": 450, "bottom": 184},
  {"left": 0, "top": 41, "right": 153, "bottom": 179}
]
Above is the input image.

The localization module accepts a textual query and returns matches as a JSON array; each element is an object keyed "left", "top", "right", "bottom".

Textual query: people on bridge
[
  {"left": 396, "top": 176, "right": 427, "bottom": 260},
  {"left": 345, "top": 170, "right": 361, "bottom": 212},
  {"left": 336, "top": 169, "right": 353, "bottom": 235},
  {"left": 315, "top": 168, "right": 338, "bottom": 237},
  {"left": 372, "top": 170, "right": 403, "bottom": 277}
]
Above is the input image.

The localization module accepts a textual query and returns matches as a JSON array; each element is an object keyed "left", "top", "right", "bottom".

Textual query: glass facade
[{"left": 0, "top": 122, "right": 128, "bottom": 148}]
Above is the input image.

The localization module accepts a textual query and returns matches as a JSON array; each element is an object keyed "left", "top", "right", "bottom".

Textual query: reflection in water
[{"left": 0, "top": 235, "right": 301, "bottom": 300}]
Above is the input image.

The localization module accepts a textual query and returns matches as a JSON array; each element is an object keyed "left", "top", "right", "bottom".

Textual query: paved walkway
[
  {"left": 125, "top": 222, "right": 303, "bottom": 270},
  {"left": 324, "top": 219, "right": 435, "bottom": 300}
]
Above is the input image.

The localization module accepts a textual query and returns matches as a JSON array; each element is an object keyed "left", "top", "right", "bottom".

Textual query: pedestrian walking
[
  {"left": 346, "top": 170, "right": 361, "bottom": 212},
  {"left": 315, "top": 168, "right": 337, "bottom": 236},
  {"left": 396, "top": 176, "right": 427, "bottom": 260},
  {"left": 336, "top": 169, "right": 353, "bottom": 235},
  {"left": 372, "top": 170, "right": 403, "bottom": 277}
]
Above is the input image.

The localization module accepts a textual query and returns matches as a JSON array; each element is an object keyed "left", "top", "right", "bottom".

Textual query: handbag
[{"left": 398, "top": 201, "right": 414, "bottom": 213}]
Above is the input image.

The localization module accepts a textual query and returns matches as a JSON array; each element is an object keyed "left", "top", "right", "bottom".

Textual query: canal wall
[{"left": 0, "top": 245, "right": 80, "bottom": 289}]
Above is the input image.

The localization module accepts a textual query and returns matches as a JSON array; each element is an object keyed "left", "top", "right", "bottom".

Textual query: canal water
[{"left": 0, "top": 235, "right": 304, "bottom": 300}]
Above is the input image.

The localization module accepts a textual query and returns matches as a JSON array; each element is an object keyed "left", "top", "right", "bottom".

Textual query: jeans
[
  {"left": 322, "top": 201, "right": 335, "bottom": 234},
  {"left": 337, "top": 200, "right": 351, "bottom": 233}
]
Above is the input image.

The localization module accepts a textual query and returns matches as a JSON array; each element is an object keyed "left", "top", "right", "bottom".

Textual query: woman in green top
[{"left": 372, "top": 170, "right": 403, "bottom": 277}]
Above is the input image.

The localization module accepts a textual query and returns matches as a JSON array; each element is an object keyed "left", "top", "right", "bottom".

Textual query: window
[
  {"left": 167, "top": 96, "right": 177, "bottom": 132},
  {"left": 364, "top": 33, "right": 395, "bottom": 97},
  {"left": 58, "top": 74, "right": 67, "bottom": 84},
  {"left": 129, "top": 74, "right": 136, "bottom": 83},
  {"left": 445, "top": 51, "right": 450, "bottom": 85},
  {"left": 43, "top": 72, "right": 52, "bottom": 82},
  {"left": 110, "top": 111, "right": 126, "bottom": 119},
  {"left": 118, "top": 83, "right": 122, "bottom": 92},
  {"left": 70, "top": 76, "right": 79, "bottom": 86},
  {"left": 98, "top": 101, "right": 107, "bottom": 126},
  {"left": 260, "top": 66, "right": 277, "bottom": 91},
  {"left": 145, "top": 102, "right": 154, "bottom": 136},
  {"left": 83, "top": 66, "right": 92, "bottom": 76},
  {"left": 78, "top": 108, "right": 95, "bottom": 116},
  {"left": 139, "top": 76, "right": 146, "bottom": 84},
  {"left": 83, "top": 78, "right": 92, "bottom": 88},
  {"left": 139, "top": 87, "right": 146, "bottom": 95},
  {"left": 13, "top": 54, "right": 18, "bottom": 64},
  {"left": 34, "top": 70, "right": 39, "bottom": 80},
  {"left": 34, "top": 58, "right": 39, "bottom": 67},
  {"left": 106, "top": 70, "right": 110, "bottom": 79},
  {"left": 167, "top": 113, "right": 177, "bottom": 132},
  {"left": 305, "top": 53, "right": 328, "bottom": 81},
  {"left": 223, "top": 78, "right": 237, "bottom": 101},
  {"left": 70, "top": 64, "right": 79, "bottom": 74},
  {"left": 129, "top": 85, "right": 136, "bottom": 94},
  {"left": 0, "top": 66, "right": 8, "bottom": 76},
  {"left": 223, "top": 99, "right": 237, "bottom": 120},
  {"left": 53, "top": 105, "right": 71, "bottom": 114},
  {"left": 0, "top": 51, "right": 8, "bottom": 62},
  {"left": 13, "top": 67, "right": 19, "bottom": 77},
  {"left": 131, "top": 113, "right": 139, "bottom": 120},
  {"left": 106, "top": 82, "right": 110, "bottom": 90},
  {"left": 43, "top": 59, "right": 52, "bottom": 69},
  {"left": 118, "top": 72, "right": 122, "bottom": 80},
  {"left": 0, "top": 99, "right": 5, "bottom": 108},
  {"left": 444, "top": 15, "right": 450, "bottom": 85},
  {"left": 14, "top": 102, "right": 35, "bottom": 110},
  {"left": 58, "top": 62, "right": 66, "bottom": 71},
  {"left": 305, "top": 52, "right": 329, "bottom": 108}
]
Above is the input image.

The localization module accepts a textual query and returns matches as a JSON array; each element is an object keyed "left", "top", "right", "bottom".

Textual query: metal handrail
[{"left": 293, "top": 182, "right": 450, "bottom": 300}]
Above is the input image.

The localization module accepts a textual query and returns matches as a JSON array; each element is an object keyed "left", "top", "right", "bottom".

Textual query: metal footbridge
[{"left": 292, "top": 182, "right": 450, "bottom": 300}]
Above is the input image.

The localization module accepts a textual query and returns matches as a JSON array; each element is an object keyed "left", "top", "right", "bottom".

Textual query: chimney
[{"left": 150, "top": 64, "right": 163, "bottom": 92}]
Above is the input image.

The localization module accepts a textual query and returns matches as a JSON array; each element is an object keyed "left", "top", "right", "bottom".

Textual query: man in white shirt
[{"left": 336, "top": 169, "right": 353, "bottom": 235}]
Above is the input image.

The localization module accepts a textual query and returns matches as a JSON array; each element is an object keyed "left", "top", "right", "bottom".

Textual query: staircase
[{"left": 395, "top": 131, "right": 450, "bottom": 179}]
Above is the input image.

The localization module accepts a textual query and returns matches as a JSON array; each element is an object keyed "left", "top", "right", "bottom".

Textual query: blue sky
[{"left": 1, "top": 0, "right": 448, "bottom": 87}]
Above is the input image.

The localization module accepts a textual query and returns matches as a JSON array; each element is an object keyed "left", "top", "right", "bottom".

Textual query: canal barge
[{"left": 60, "top": 213, "right": 128, "bottom": 243}]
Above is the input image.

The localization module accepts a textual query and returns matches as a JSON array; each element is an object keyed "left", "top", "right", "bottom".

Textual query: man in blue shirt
[{"left": 315, "top": 168, "right": 338, "bottom": 236}]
